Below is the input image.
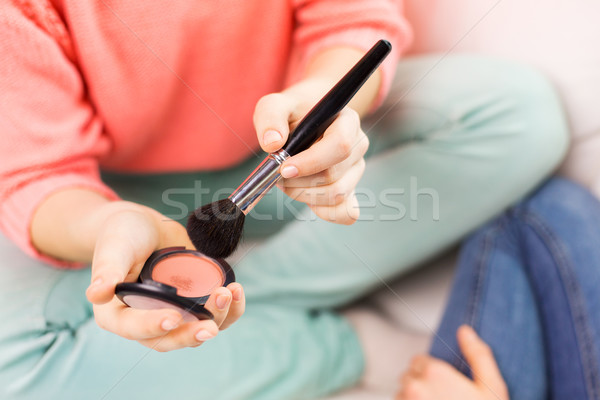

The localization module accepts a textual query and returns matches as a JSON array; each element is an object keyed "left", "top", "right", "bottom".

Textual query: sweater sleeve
[
  {"left": 0, "top": 4, "right": 117, "bottom": 267},
  {"left": 290, "top": 0, "right": 413, "bottom": 108}
]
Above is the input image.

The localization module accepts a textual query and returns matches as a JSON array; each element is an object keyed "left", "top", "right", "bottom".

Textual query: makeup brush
[{"left": 187, "top": 39, "right": 392, "bottom": 258}]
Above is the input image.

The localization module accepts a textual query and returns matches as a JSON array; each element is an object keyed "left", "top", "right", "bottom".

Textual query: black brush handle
[{"left": 282, "top": 39, "right": 392, "bottom": 156}]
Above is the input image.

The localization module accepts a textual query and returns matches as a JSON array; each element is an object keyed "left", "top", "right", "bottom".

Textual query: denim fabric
[{"left": 431, "top": 178, "right": 600, "bottom": 400}]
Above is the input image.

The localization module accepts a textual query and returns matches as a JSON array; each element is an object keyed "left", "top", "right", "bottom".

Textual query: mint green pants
[{"left": 0, "top": 56, "right": 568, "bottom": 400}]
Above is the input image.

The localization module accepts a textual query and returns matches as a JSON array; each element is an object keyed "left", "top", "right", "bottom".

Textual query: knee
[
  {"left": 460, "top": 56, "right": 569, "bottom": 165},
  {"left": 488, "top": 59, "right": 570, "bottom": 174},
  {"left": 425, "top": 55, "right": 568, "bottom": 167},
  {"left": 395, "top": 55, "right": 570, "bottom": 172},
  {"left": 517, "top": 177, "right": 599, "bottom": 222},
  {"left": 453, "top": 56, "right": 570, "bottom": 189}
]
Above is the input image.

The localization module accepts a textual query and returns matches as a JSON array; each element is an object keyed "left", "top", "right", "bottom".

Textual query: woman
[{"left": 0, "top": 1, "right": 567, "bottom": 398}]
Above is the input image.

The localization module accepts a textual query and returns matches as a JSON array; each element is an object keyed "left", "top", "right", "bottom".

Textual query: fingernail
[
  {"left": 233, "top": 287, "right": 243, "bottom": 302},
  {"left": 87, "top": 278, "right": 103, "bottom": 292},
  {"left": 281, "top": 165, "right": 298, "bottom": 178},
  {"left": 216, "top": 294, "right": 230, "bottom": 309},
  {"left": 461, "top": 325, "right": 477, "bottom": 339},
  {"left": 161, "top": 319, "right": 178, "bottom": 331},
  {"left": 263, "top": 130, "right": 282, "bottom": 146},
  {"left": 195, "top": 330, "right": 215, "bottom": 341}
]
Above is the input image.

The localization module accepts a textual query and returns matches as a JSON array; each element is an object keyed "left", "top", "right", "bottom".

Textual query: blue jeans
[{"left": 431, "top": 178, "right": 600, "bottom": 400}]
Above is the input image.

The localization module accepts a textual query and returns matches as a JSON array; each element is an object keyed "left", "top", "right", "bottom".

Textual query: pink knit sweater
[{"left": 0, "top": 0, "right": 411, "bottom": 261}]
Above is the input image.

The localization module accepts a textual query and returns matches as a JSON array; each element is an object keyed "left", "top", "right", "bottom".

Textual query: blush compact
[{"left": 115, "top": 247, "right": 235, "bottom": 321}]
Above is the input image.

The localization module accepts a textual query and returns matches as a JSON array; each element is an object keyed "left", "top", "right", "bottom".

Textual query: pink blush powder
[{"left": 152, "top": 254, "right": 224, "bottom": 297}]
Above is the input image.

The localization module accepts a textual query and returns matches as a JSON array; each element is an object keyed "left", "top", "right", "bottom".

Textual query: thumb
[
  {"left": 253, "top": 93, "right": 293, "bottom": 153},
  {"left": 457, "top": 325, "right": 508, "bottom": 397},
  {"left": 86, "top": 211, "right": 159, "bottom": 305}
]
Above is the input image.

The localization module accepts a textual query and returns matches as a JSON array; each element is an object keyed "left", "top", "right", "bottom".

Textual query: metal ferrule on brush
[{"left": 229, "top": 149, "right": 290, "bottom": 214}]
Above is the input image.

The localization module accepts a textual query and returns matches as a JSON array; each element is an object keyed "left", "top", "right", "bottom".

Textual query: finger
[
  {"left": 399, "top": 374, "right": 429, "bottom": 400},
  {"left": 93, "top": 298, "right": 185, "bottom": 340},
  {"left": 311, "top": 191, "right": 360, "bottom": 225},
  {"left": 280, "top": 146, "right": 364, "bottom": 188},
  {"left": 457, "top": 325, "right": 508, "bottom": 396},
  {"left": 219, "top": 283, "right": 245, "bottom": 330},
  {"left": 87, "top": 211, "right": 159, "bottom": 304},
  {"left": 400, "top": 371, "right": 414, "bottom": 388},
  {"left": 203, "top": 287, "right": 233, "bottom": 328},
  {"left": 138, "top": 319, "right": 220, "bottom": 352},
  {"left": 280, "top": 108, "right": 366, "bottom": 178},
  {"left": 408, "top": 354, "right": 431, "bottom": 377},
  {"left": 253, "top": 93, "right": 294, "bottom": 153},
  {"left": 281, "top": 158, "right": 365, "bottom": 207}
]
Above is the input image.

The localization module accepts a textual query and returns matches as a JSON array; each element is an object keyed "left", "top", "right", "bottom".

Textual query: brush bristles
[{"left": 186, "top": 199, "right": 245, "bottom": 259}]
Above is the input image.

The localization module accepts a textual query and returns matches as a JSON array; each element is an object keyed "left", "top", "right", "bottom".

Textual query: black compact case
[{"left": 115, "top": 247, "right": 235, "bottom": 321}]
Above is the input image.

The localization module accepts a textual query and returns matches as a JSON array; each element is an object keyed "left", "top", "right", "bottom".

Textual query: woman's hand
[
  {"left": 85, "top": 203, "right": 245, "bottom": 352},
  {"left": 32, "top": 188, "right": 246, "bottom": 352},
  {"left": 254, "top": 80, "right": 369, "bottom": 225},
  {"left": 252, "top": 45, "right": 383, "bottom": 225},
  {"left": 396, "top": 326, "right": 509, "bottom": 400}
]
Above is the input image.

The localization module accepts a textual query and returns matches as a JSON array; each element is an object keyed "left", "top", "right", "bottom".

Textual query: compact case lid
[
  {"left": 116, "top": 281, "right": 215, "bottom": 320},
  {"left": 115, "top": 247, "right": 235, "bottom": 321}
]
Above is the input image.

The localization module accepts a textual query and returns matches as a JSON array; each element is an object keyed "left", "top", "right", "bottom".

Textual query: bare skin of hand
[
  {"left": 32, "top": 190, "right": 245, "bottom": 352},
  {"left": 396, "top": 326, "right": 510, "bottom": 400},
  {"left": 86, "top": 206, "right": 246, "bottom": 352},
  {"left": 253, "top": 47, "right": 381, "bottom": 225},
  {"left": 254, "top": 90, "right": 367, "bottom": 224}
]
